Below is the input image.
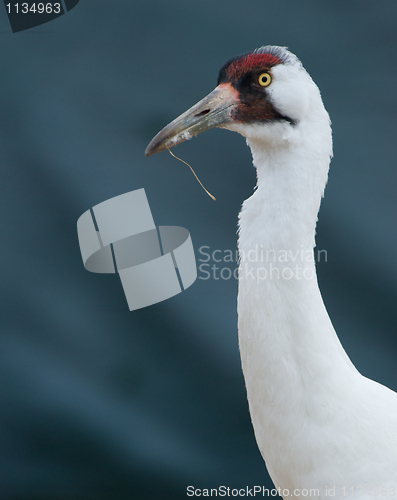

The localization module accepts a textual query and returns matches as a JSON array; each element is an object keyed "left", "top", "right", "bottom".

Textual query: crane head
[{"left": 145, "top": 46, "right": 314, "bottom": 156}]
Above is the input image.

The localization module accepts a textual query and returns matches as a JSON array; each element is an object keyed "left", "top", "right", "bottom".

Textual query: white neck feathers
[{"left": 236, "top": 93, "right": 358, "bottom": 488}]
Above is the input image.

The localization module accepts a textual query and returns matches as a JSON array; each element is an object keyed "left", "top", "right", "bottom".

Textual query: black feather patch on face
[{"left": 217, "top": 51, "right": 295, "bottom": 125}]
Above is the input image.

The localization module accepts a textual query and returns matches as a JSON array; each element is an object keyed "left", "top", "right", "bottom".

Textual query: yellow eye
[{"left": 258, "top": 72, "right": 272, "bottom": 87}]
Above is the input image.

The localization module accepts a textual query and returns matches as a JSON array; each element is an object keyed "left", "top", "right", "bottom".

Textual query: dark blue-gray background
[{"left": 1, "top": 1, "right": 396, "bottom": 498}]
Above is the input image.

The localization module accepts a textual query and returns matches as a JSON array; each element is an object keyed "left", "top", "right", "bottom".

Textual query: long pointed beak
[{"left": 145, "top": 84, "right": 238, "bottom": 156}]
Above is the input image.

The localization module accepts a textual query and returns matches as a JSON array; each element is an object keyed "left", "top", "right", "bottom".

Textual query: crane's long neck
[{"left": 237, "top": 126, "right": 358, "bottom": 484}]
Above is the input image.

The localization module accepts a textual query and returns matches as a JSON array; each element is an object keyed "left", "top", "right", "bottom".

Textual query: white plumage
[{"left": 146, "top": 46, "right": 397, "bottom": 498}]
